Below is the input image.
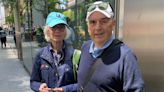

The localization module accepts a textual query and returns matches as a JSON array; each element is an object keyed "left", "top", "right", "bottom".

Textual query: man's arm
[{"left": 123, "top": 51, "right": 145, "bottom": 92}]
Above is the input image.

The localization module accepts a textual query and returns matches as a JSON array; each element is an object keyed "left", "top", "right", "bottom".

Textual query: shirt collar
[
  {"left": 49, "top": 42, "right": 66, "bottom": 53},
  {"left": 89, "top": 37, "right": 113, "bottom": 58}
]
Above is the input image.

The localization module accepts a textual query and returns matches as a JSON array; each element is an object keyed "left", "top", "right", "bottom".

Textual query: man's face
[
  {"left": 48, "top": 24, "right": 66, "bottom": 42},
  {"left": 87, "top": 11, "right": 115, "bottom": 47}
]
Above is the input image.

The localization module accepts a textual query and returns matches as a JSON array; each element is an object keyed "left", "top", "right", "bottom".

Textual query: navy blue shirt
[{"left": 78, "top": 40, "right": 145, "bottom": 92}]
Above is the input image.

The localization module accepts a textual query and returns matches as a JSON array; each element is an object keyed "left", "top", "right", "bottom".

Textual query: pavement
[{"left": 0, "top": 36, "right": 33, "bottom": 92}]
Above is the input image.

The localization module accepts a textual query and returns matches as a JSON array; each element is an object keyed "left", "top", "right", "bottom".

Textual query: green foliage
[
  {"left": 0, "top": 0, "right": 15, "bottom": 7},
  {"left": 0, "top": 0, "right": 15, "bottom": 25},
  {"left": 35, "top": 27, "right": 46, "bottom": 47},
  {"left": 1, "top": 0, "right": 25, "bottom": 25},
  {"left": 5, "top": 14, "right": 14, "bottom": 25},
  {"left": 47, "top": 0, "right": 60, "bottom": 12}
]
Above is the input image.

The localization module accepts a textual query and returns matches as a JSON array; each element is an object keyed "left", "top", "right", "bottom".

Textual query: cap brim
[
  {"left": 47, "top": 20, "right": 68, "bottom": 27},
  {"left": 86, "top": 9, "right": 113, "bottom": 21}
]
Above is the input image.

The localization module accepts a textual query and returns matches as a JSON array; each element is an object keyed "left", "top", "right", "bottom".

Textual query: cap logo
[
  {"left": 56, "top": 14, "right": 61, "bottom": 18},
  {"left": 46, "top": 12, "right": 68, "bottom": 27}
]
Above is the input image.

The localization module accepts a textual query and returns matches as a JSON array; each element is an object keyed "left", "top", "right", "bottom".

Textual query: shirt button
[
  {"left": 65, "top": 68, "right": 69, "bottom": 72},
  {"left": 55, "top": 73, "right": 58, "bottom": 77},
  {"left": 45, "top": 65, "right": 49, "bottom": 68}
]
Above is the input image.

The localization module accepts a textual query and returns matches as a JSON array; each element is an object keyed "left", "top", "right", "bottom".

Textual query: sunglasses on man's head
[{"left": 87, "top": 2, "right": 109, "bottom": 12}]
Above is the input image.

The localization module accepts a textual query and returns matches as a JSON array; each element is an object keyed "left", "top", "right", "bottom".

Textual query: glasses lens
[
  {"left": 88, "top": 5, "right": 96, "bottom": 12},
  {"left": 51, "top": 24, "right": 65, "bottom": 32},
  {"left": 98, "top": 3, "right": 108, "bottom": 10},
  {"left": 88, "top": 2, "right": 109, "bottom": 12}
]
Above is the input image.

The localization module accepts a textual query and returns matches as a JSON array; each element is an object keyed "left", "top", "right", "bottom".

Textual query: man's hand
[{"left": 39, "top": 83, "right": 51, "bottom": 92}]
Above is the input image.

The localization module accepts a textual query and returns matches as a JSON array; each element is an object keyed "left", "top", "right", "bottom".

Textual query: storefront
[{"left": 20, "top": 0, "right": 124, "bottom": 74}]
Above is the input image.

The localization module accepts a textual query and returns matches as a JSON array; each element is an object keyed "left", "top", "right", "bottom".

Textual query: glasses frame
[
  {"left": 87, "top": 2, "right": 109, "bottom": 12},
  {"left": 49, "top": 24, "right": 66, "bottom": 32}
]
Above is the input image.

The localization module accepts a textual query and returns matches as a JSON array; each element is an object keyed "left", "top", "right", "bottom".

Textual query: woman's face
[{"left": 48, "top": 24, "right": 66, "bottom": 42}]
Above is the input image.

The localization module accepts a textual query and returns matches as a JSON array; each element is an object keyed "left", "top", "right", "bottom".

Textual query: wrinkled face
[
  {"left": 87, "top": 11, "right": 115, "bottom": 47},
  {"left": 48, "top": 24, "right": 66, "bottom": 42}
]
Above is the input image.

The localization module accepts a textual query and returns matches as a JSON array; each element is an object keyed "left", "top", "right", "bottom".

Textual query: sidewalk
[{"left": 0, "top": 36, "right": 33, "bottom": 92}]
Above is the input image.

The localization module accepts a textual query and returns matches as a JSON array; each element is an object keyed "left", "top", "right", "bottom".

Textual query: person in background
[
  {"left": 65, "top": 26, "right": 75, "bottom": 47},
  {"left": 0, "top": 27, "right": 7, "bottom": 48},
  {"left": 77, "top": 1, "right": 145, "bottom": 92},
  {"left": 65, "top": 17, "right": 75, "bottom": 47},
  {"left": 30, "top": 12, "right": 78, "bottom": 92},
  {"left": 12, "top": 27, "right": 16, "bottom": 47}
]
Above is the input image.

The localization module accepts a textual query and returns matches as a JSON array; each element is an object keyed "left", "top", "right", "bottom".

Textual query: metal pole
[
  {"left": 45, "top": 0, "right": 48, "bottom": 19},
  {"left": 115, "top": 0, "right": 120, "bottom": 39},
  {"left": 14, "top": 0, "right": 23, "bottom": 61},
  {"left": 26, "top": 0, "right": 30, "bottom": 33},
  {"left": 74, "top": 0, "right": 79, "bottom": 48},
  {"left": 29, "top": 0, "right": 33, "bottom": 40},
  {"left": 75, "top": 0, "right": 78, "bottom": 28}
]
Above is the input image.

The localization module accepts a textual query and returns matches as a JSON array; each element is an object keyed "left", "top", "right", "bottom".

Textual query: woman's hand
[
  {"left": 39, "top": 83, "right": 51, "bottom": 92},
  {"left": 52, "top": 87, "right": 64, "bottom": 92}
]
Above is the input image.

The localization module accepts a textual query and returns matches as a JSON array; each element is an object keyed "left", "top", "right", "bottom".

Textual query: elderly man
[{"left": 78, "top": 1, "right": 145, "bottom": 92}]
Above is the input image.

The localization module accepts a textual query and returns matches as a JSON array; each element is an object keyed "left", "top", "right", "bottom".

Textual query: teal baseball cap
[{"left": 46, "top": 12, "right": 68, "bottom": 27}]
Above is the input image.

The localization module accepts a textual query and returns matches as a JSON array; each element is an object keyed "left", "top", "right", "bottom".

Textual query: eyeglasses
[
  {"left": 87, "top": 2, "right": 109, "bottom": 12},
  {"left": 50, "top": 24, "right": 66, "bottom": 32}
]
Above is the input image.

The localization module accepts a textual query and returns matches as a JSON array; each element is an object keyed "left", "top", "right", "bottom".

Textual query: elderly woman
[{"left": 30, "top": 12, "right": 78, "bottom": 92}]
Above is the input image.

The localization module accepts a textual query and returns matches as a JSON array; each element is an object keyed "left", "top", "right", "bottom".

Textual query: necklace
[{"left": 53, "top": 50, "right": 64, "bottom": 65}]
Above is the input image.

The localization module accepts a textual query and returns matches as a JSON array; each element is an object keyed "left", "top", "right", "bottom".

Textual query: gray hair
[{"left": 43, "top": 25, "right": 71, "bottom": 42}]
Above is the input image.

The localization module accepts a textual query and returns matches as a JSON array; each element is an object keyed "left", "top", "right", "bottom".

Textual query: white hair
[{"left": 43, "top": 25, "right": 71, "bottom": 42}]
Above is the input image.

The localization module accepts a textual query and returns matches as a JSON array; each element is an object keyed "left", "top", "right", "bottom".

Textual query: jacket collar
[
  {"left": 40, "top": 42, "right": 73, "bottom": 64},
  {"left": 40, "top": 44, "right": 54, "bottom": 64}
]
